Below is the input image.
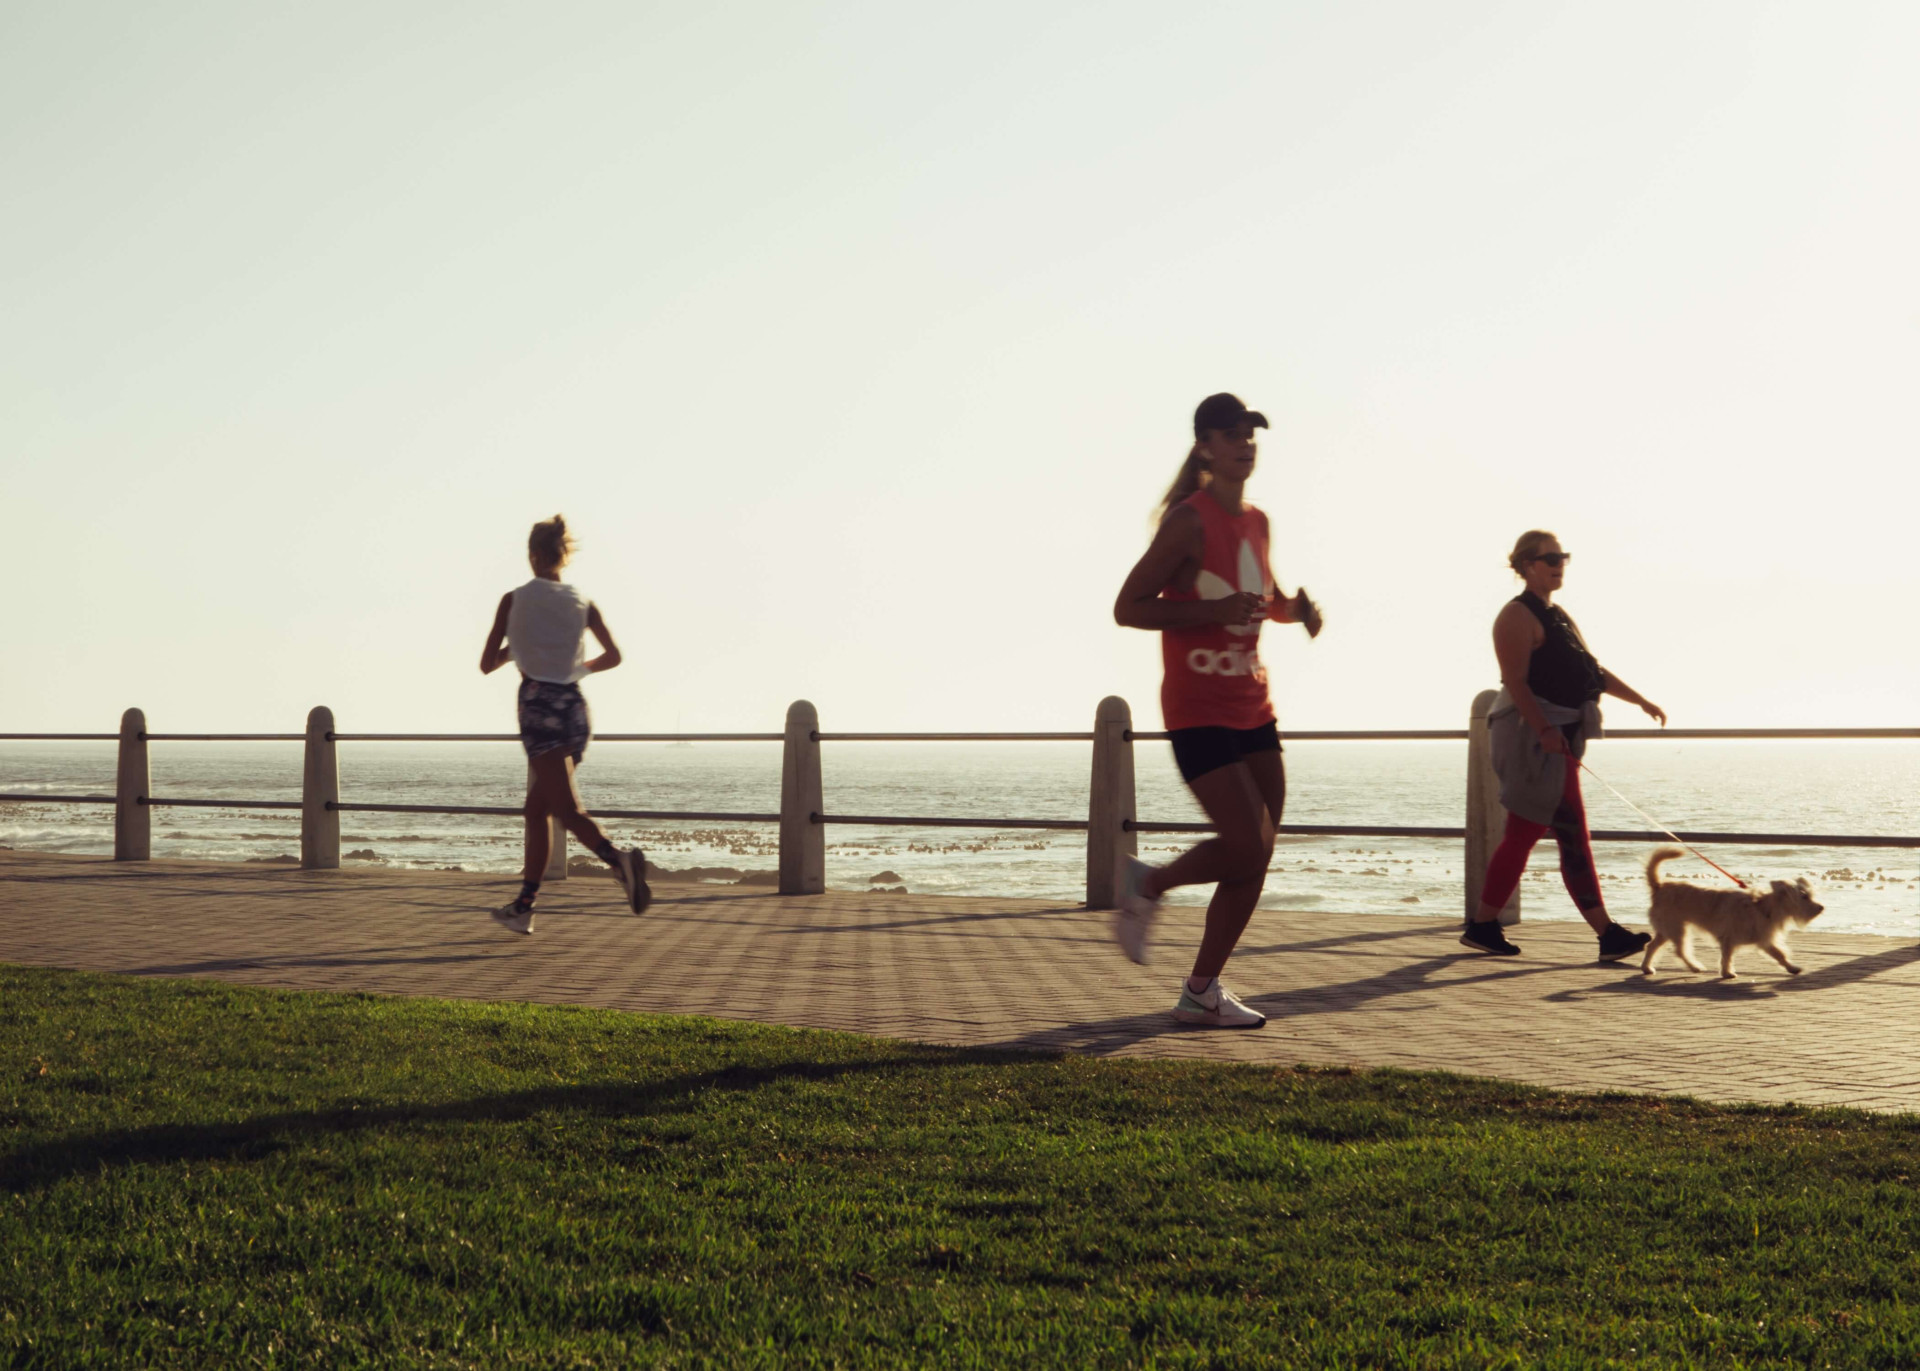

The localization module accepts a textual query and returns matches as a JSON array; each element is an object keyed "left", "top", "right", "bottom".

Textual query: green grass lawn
[{"left": 4, "top": 965, "right": 1920, "bottom": 1368}]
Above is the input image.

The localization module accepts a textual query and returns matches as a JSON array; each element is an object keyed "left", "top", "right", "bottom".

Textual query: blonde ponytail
[{"left": 1155, "top": 443, "right": 1209, "bottom": 522}]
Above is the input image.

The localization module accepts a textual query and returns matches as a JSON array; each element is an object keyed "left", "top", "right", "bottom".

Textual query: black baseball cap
[{"left": 1193, "top": 392, "right": 1268, "bottom": 438}]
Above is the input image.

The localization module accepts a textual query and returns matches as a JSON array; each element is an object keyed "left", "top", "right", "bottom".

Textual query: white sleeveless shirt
[{"left": 506, "top": 578, "right": 591, "bottom": 684}]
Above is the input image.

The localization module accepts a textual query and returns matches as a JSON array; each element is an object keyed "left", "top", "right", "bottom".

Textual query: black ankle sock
[
  {"left": 514, "top": 880, "right": 540, "bottom": 913},
  {"left": 593, "top": 838, "right": 620, "bottom": 866}
]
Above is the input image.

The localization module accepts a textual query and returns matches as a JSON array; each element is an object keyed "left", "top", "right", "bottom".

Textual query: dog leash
[{"left": 1578, "top": 761, "right": 1750, "bottom": 889}]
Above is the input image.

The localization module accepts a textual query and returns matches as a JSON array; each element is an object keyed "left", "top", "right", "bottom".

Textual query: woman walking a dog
[
  {"left": 1109, "top": 393, "right": 1322, "bottom": 1027},
  {"left": 479, "top": 515, "right": 649, "bottom": 934},
  {"left": 1465, "top": 529, "right": 1663, "bottom": 958}
]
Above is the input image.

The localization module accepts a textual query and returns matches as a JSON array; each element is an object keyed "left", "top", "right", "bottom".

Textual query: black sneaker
[
  {"left": 615, "top": 846, "right": 652, "bottom": 916},
  {"left": 1460, "top": 920, "right": 1520, "bottom": 956},
  {"left": 1597, "top": 923, "right": 1651, "bottom": 961}
]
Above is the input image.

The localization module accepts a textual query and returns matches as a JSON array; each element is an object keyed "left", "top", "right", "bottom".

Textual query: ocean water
[{"left": 3, "top": 739, "right": 1917, "bottom": 935}]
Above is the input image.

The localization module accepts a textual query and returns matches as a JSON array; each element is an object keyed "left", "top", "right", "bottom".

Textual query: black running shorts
[
  {"left": 1168, "top": 720, "right": 1281, "bottom": 784},
  {"left": 517, "top": 677, "right": 591, "bottom": 763}
]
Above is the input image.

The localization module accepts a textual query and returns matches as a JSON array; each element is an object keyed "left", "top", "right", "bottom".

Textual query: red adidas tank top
[{"left": 1159, "top": 491, "right": 1278, "bottom": 732}]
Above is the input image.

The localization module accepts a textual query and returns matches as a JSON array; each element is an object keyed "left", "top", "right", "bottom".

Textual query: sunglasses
[{"left": 1531, "top": 552, "right": 1571, "bottom": 569}]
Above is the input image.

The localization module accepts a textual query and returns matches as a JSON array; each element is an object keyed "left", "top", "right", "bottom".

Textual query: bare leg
[
  {"left": 521, "top": 795, "right": 550, "bottom": 885},
  {"left": 524, "top": 750, "right": 614, "bottom": 882},
  {"left": 1147, "top": 754, "right": 1282, "bottom": 984}
]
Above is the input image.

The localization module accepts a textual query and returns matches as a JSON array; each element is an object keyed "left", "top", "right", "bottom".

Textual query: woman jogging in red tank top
[{"left": 1111, "top": 394, "right": 1322, "bottom": 1028}]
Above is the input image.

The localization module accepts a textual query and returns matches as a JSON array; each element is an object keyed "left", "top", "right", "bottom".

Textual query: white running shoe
[
  {"left": 1172, "top": 981, "right": 1267, "bottom": 1029},
  {"left": 490, "top": 902, "right": 535, "bottom": 936},
  {"left": 614, "top": 847, "right": 652, "bottom": 915},
  {"left": 1111, "top": 855, "right": 1161, "bottom": 965}
]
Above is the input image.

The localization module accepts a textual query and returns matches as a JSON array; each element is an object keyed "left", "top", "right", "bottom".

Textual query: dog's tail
[{"left": 1646, "top": 846, "right": 1684, "bottom": 894}]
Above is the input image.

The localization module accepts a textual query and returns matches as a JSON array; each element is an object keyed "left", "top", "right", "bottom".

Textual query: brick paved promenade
[{"left": 5, "top": 849, "right": 1917, "bottom": 1111}]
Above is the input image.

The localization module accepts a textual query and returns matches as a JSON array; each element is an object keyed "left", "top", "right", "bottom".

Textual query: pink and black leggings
[{"left": 1480, "top": 748, "right": 1604, "bottom": 915}]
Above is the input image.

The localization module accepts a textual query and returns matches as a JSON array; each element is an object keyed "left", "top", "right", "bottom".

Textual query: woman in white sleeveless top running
[{"left": 479, "top": 515, "right": 648, "bottom": 934}]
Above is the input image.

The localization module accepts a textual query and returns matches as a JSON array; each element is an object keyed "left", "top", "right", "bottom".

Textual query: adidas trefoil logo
[
  {"left": 1187, "top": 538, "right": 1271, "bottom": 681},
  {"left": 1192, "top": 539, "right": 1269, "bottom": 639}
]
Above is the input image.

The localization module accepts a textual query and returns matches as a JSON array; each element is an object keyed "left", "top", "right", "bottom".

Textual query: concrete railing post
[
  {"left": 529, "top": 761, "right": 568, "bottom": 881},
  {"left": 301, "top": 706, "right": 341, "bottom": 870},
  {"left": 779, "top": 699, "right": 824, "bottom": 895},
  {"left": 1465, "top": 689, "right": 1519, "bottom": 925},
  {"left": 114, "top": 708, "right": 150, "bottom": 861},
  {"left": 1085, "top": 695, "right": 1137, "bottom": 908}
]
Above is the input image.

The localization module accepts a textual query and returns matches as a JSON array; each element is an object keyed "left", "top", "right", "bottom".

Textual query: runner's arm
[
  {"left": 1261, "top": 527, "right": 1321, "bottom": 637},
  {"left": 479, "top": 593, "right": 514, "bottom": 675},
  {"left": 1113, "top": 507, "right": 1261, "bottom": 630},
  {"left": 583, "top": 604, "right": 623, "bottom": 674}
]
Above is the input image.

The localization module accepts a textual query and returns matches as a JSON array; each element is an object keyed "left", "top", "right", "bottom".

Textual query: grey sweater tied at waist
[{"left": 1486, "top": 690, "right": 1604, "bottom": 826}]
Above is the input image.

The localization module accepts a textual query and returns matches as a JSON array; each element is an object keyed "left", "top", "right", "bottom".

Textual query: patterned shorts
[{"left": 517, "top": 678, "right": 591, "bottom": 762}]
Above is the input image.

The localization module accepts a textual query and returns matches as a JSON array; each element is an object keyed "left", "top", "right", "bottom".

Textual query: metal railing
[{"left": 3, "top": 700, "right": 1916, "bottom": 914}]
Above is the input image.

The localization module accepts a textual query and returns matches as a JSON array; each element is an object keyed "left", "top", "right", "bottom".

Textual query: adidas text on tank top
[{"left": 1158, "top": 490, "right": 1278, "bottom": 732}]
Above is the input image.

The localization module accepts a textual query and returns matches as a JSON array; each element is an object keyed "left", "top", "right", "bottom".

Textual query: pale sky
[{"left": 5, "top": 1, "right": 1916, "bottom": 735}]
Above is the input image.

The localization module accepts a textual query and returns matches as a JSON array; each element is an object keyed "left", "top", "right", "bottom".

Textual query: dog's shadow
[
  {"left": 1546, "top": 971, "right": 1782, "bottom": 1004},
  {"left": 1546, "top": 942, "right": 1920, "bottom": 1004}
]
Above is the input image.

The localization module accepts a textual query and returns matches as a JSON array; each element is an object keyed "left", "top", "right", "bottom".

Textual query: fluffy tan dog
[{"left": 1642, "top": 847, "right": 1825, "bottom": 979}]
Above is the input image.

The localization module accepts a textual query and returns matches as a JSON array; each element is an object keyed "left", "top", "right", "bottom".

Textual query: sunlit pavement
[{"left": 6, "top": 849, "right": 1917, "bottom": 1111}]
